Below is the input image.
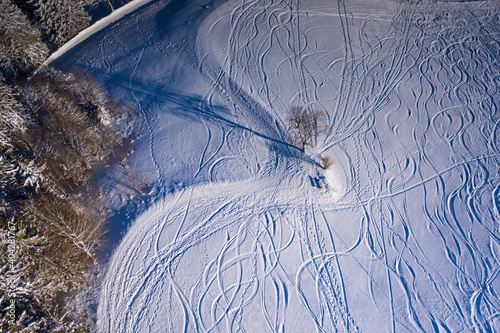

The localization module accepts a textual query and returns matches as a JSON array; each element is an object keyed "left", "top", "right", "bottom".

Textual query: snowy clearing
[{"left": 52, "top": 0, "right": 500, "bottom": 331}]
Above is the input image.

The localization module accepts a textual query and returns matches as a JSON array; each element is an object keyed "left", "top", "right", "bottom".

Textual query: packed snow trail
[{"left": 50, "top": 0, "right": 500, "bottom": 331}]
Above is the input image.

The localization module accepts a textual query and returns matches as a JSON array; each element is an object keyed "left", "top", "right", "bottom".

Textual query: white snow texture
[{"left": 50, "top": 0, "right": 500, "bottom": 331}]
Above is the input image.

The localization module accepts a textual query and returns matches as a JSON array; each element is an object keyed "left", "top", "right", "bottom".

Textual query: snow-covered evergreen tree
[
  {"left": 33, "top": 0, "right": 90, "bottom": 47},
  {"left": 0, "top": 226, "right": 90, "bottom": 332},
  {"left": 0, "top": 0, "right": 48, "bottom": 76},
  {"left": 0, "top": 68, "right": 130, "bottom": 331},
  {"left": 0, "top": 1, "right": 134, "bottom": 324},
  {"left": 0, "top": 82, "right": 26, "bottom": 149},
  {"left": 0, "top": 81, "right": 38, "bottom": 221},
  {"left": 20, "top": 67, "right": 124, "bottom": 190},
  {"left": 0, "top": 51, "right": 132, "bottom": 332}
]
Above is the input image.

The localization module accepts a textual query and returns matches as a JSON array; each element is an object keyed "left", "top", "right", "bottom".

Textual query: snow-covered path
[{"left": 52, "top": 0, "right": 500, "bottom": 331}]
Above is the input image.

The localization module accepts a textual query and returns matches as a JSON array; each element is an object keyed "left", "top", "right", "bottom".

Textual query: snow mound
[{"left": 323, "top": 165, "right": 346, "bottom": 200}]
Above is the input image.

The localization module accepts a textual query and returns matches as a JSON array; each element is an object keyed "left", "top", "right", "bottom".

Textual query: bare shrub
[
  {"left": 124, "top": 167, "right": 151, "bottom": 196},
  {"left": 320, "top": 155, "right": 333, "bottom": 169},
  {"left": 287, "top": 106, "right": 324, "bottom": 150},
  {"left": 112, "top": 166, "right": 151, "bottom": 197}
]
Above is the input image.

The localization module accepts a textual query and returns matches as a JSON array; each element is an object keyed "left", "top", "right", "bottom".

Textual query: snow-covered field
[{"left": 50, "top": 0, "right": 500, "bottom": 331}]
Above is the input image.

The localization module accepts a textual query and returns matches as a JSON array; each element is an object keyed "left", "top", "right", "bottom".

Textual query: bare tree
[
  {"left": 287, "top": 106, "right": 324, "bottom": 150},
  {"left": 19, "top": 67, "right": 128, "bottom": 192},
  {"left": 29, "top": 194, "right": 106, "bottom": 263}
]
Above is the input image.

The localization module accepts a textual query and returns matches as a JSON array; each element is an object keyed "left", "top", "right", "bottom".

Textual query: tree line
[{"left": 1, "top": 0, "right": 134, "bottom": 331}]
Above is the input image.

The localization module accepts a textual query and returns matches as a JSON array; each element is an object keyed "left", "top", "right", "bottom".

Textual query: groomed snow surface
[{"left": 51, "top": 0, "right": 500, "bottom": 331}]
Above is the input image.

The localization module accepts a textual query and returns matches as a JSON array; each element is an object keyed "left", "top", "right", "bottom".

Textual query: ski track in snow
[{"left": 51, "top": 0, "right": 500, "bottom": 331}]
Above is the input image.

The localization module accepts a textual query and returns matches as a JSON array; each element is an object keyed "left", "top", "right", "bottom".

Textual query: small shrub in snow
[
  {"left": 120, "top": 166, "right": 151, "bottom": 197},
  {"left": 320, "top": 155, "right": 333, "bottom": 169}
]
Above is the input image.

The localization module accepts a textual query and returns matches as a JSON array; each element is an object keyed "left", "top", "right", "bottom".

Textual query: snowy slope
[{"left": 51, "top": 0, "right": 500, "bottom": 332}]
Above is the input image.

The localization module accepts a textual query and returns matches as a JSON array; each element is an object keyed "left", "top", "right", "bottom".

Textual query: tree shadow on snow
[{"left": 107, "top": 72, "right": 311, "bottom": 163}]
